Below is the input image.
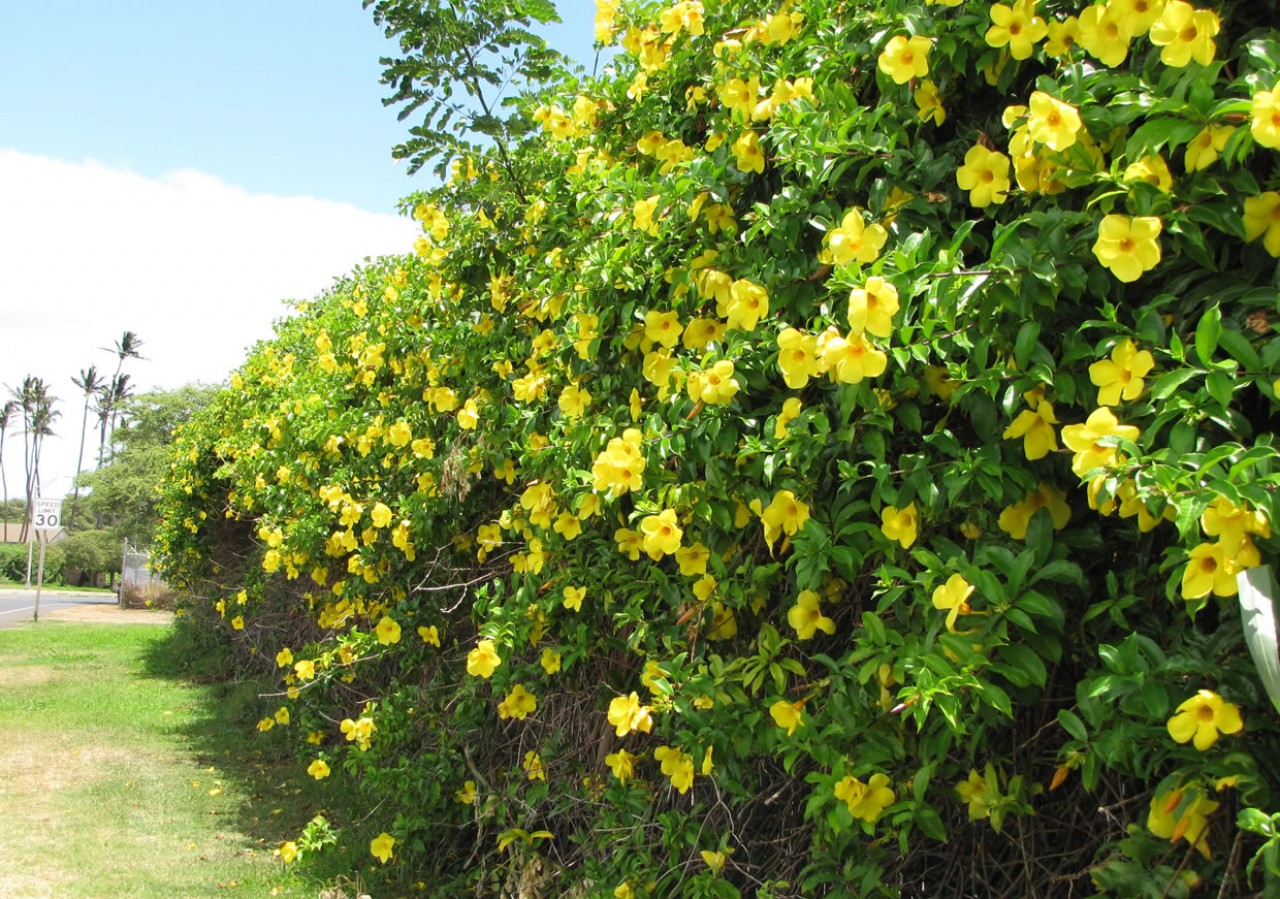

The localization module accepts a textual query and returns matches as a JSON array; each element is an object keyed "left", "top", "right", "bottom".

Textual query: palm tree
[
  {"left": 96, "top": 331, "right": 143, "bottom": 466},
  {"left": 0, "top": 400, "right": 14, "bottom": 524},
  {"left": 10, "top": 377, "right": 58, "bottom": 542},
  {"left": 68, "top": 365, "right": 103, "bottom": 529}
]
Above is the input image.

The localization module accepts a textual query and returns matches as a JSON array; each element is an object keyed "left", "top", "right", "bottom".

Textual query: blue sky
[
  {"left": 0, "top": 0, "right": 599, "bottom": 508},
  {"left": 0, "top": 0, "right": 600, "bottom": 213}
]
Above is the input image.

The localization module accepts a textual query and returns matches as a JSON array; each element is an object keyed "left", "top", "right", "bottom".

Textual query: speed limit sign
[{"left": 33, "top": 498, "right": 62, "bottom": 533}]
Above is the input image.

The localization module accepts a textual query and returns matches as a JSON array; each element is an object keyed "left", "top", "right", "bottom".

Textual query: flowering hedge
[{"left": 156, "top": 0, "right": 1280, "bottom": 894}]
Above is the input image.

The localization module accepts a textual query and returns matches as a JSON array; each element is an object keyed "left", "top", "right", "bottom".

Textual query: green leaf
[
  {"left": 1148, "top": 367, "right": 1200, "bottom": 400},
  {"left": 1056, "top": 709, "right": 1088, "bottom": 742},
  {"left": 1194, "top": 304, "right": 1222, "bottom": 367}
]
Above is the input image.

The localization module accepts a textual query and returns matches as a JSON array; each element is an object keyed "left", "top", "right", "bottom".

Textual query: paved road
[{"left": 0, "top": 589, "right": 119, "bottom": 628}]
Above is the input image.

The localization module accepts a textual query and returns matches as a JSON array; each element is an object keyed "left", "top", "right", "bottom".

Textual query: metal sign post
[{"left": 31, "top": 498, "right": 62, "bottom": 623}]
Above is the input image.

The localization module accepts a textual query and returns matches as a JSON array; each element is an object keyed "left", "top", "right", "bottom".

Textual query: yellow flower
[
  {"left": 817, "top": 328, "right": 888, "bottom": 384},
  {"left": 821, "top": 208, "right": 888, "bottom": 266},
  {"left": 1123, "top": 155, "right": 1173, "bottom": 192},
  {"left": 1044, "top": 16, "right": 1080, "bottom": 58},
  {"left": 1185, "top": 125, "right": 1234, "bottom": 172},
  {"left": 776, "top": 328, "right": 819, "bottom": 389},
  {"left": 731, "top": 130, "right": 765, "bottom": 174},
  {"left": 1060, "top": 407, "right": 1141, "bottom": 476},
  {"left": 640, "top": 509, "right": 683, "bottom": 560},
  {"left": 998, "top": 483, "right": 1071, "bottom": 540},
  {"left": 1003, "top": 399, "right": 1059, "bottom": 460},
  {"left": 774, "top": 397, "right": 803, "bottom": 439},
  {"left": 984, "top": 1, "right": 1047, "bottom": 60},
  {"left": 1148, "top": 788, "right": 1218, "bottom": 858},
  {"left": 1180, "top": 542, "right": 1240, "bottom": 599},
  {"left": 955, "top": 144, "right": 1012, "bottom": 208},
  {"left": 1092, "top": 215, "right": 1162, "bottom": 282},
  {"left": 1026, "top": 91, "right": 1082, "bottom": 151},
  {"left": 687, "top": 359, "right": 740, "bottom": 405},
  {"left": 674, "top": 542, "right": 710, "bottom": 577},
  {"left": 294, "top": 659, "right": 315, "bottom": 680},
  {"left": 370, "top": 832, "right": 395, "bottom": 864},
  {"left": 1077, "top": 3, "right": 1130, "bottom": 67},
  {"left": 457, "top": 399, "right": 479, "bottom": 430},
  {"left": 375, "top": 616, "right": 401, "bottom": 646},
  {"left": 1243, "top": 192, "right": 1280, "bottom": 257},
  {"left": 418, "top": 624, "right": 440, "bottom": 646},
  {"left": 726, "top": 278, "right": 770, "bottom": 332},
  {"left": 654, "top": 745, "right": 695, "bottom": 794},
  {"left": 614, "top": 883, "right": 635, "bottom": 899},
  {"left": 955, "top": 769, "right": 991, "bottom": 820},
  {"left": 914, "top": 79, "right": 945, "bottom": 125},
  {"left": 1201, "top": 497, "right": 1271, "bottom": 556},
  {"left": 455, "top": 779, "right": 477, "bottom": 804},
  {"left": 834, "top": 773, "right": 896, "bottom": 823},
  {"left": 1166, "top": 689, "right": 1243, "bottom": 751},
  {"left": 760, "top": 490, "right": 811, "bottom": 550},
  {"left": 558, "top": 384, "right": 592, "bottom": 419},
  {"left": 1251, "top": 80, "right": 1280, "bottom": 149},
  {"left": 769, "top": 699, "right": 804, "bottom": 736},
  {"left": 340, "top": 716, "right": 376, "bottom": 750},
  {"left": 615, "top": 527, "right": 644, "bottom": 560},
  {"left": 497, "top": 684, "right": 538, "bottom": 720},
  {"left": 878, "top": 34, "right": 932, "bottom": 85},
  {"left": 274, "top": 706, "right": 290, "bottom": 726},
  {"left": 847, "top": 277, "right": 900, "bottom": 337},
  {"left": 608, "top": 691, "right": 655, "bottom": 736},
  {"left": 1089, "top": 339, "right": 1155, "bottom": 405},
  {"left": 540, "top": 648, "right": 561, "bottom": 676},
  {"left": 1109, "top": 0, "right": 1166, "bottom": 34},
  {"left": 592, "top": 428, "right": 646, "bottom": 495},
  {"left": 787, "top": 589, "right": 837, "bottom": 639},
  {"left": 275, "top": 647, "right": 293, "bottom": 668},
  {"left": 879, "top": 503, "right": 919, "bottom": 549},
  {"left": 523, "top": 750, "right": 546, "bottom": 781},
  {"left": 466, "top": 639, "right": 501, "bottom": 678},
  {"left": 231, "top": 615, "right": 245, "bottom": 631},
  {"left": 707, "top": 601, "right": 738, "bottom": 640},
  {"left": 307, "top": 759, "right": 330, "bottom": 780},
  {"left": 644, "top": 309, "right": 683, "bottom": 348},
  {"left": 1148, "top": 0, "right": 1219, "bottom": 67},
  {"left": 279, "top": 841, "right": 299, "bottom": 863},
  {"left": 932, "top": 573, "right": 974, "bottom": 632},
  {"left": 559, "top": 585, "right": 586, "bottom": 612},
  {"left": 605, "top": 748, "right": 640, "bottom": 783}
]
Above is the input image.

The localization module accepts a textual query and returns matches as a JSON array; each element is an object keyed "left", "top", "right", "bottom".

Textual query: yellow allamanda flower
[
  {"left": 777, "top": 327, "right": 820, "bottom": 389},
  {"left": 726, "top": 278, "right": 769, "bottom": 332},
  {"left": 932, "top": 573, "right": 974, "bottom": 632},
  {"left": 640, "top": 508, "right": 683, "bottom": 560},
  {"left": 1184, "top": 124, "right": 1235, "bottom": 172},
  {"left": 1148, "top": 0, "right": 1219, "bottom": 67},
  {"left": 847, "top": 277, "right": 900, "bottom": 337},
  {"left": 1089, "top": 338, "right": 1155, "bottom": 405},
  {"left": 1060, "top": 406, "right": 1140, "bottom": 476},
  {"left": 787, "top": 589, "right": 836, "bottom": 639},
  {"left": 817, "top": 327, "right": 888, "bottom": 385},
  {"left": 834, "top": 773, "right": 896, "bottom": 823},
  {"left": 1043, "top": 16, "right": 1080, "bottom": 58},
  {"left": 375, "top": 616, "right": 401, "bottom": 645},
  {"left": 731, "top": 130, "right": 765, "bottom": 174},
  {"left": 1003, "top": 399, "right": 1059, "bottom": 460},
  {"left": 760, "top": 490, "right": 811, "bottom": 551},
  {"left": 956, "top": 144, "right": 1012, "bottom": 209},
  {"left": 497, "top": 684, "right": 538, "bottom": 720},
  {"left": 307, "top": 759, "right": 330, "bottom": 780},
  {"left": 1026, "top": 91, "right": 1082, "bottom": 151},
  {"left": 914, "top": 79, "right": 945, "bottom": 125},
  {"left": 653, "top": 745, "right": 695, "bottom": 793},
  {"left": 1251, "top": 79, "right": 1280, "bottom": 149},
  {"left": 998, "top": 483, "right": 1071, "bottom": 540},
  {"left": 1243, "top": 192, "right": 1280, "bottom": 257},
  {"left": 607, "top": 692, "right": 655, "bottom": 736},
  {"left": 1201, "top": 497, "right": 1271, "bottom": 556},
  {"left": 1092, "top": 214, "right": 1163, "bottom": 282},
  {"left": 879, "top": 503, "right": 919, "bottom": 549},
  {"left": 370, "top": 832, "right": 395, "bottom": 864},
  {"left": 605, "top": 748, "right": 640, "bottom": 783},
  {"left": 466, "top": 639, "right": 501, "bottom": 678},
  {"left": 984, "top": 0, "right": 1047, "bottom": 60},
  {"left": 1148, "top": 788, "right": 1218, "bottom": 858},
  {"left": 821, "top": 208, "right": 888, "bottom": 267},
  {"left": 769, "top": 699, "right": 804, "bottom": 736},
  {"left": 1166, "top": 689, "right": 1243, "bottom": 750},
  {"left": 1077, "top": 4, "right": 1130, "bottom": 67},
  {"left": 878, "top": 34, "right": 932, "bottom": 85},
  {"left": 687, "top": 359, "right": 740, "bottom": 405}
]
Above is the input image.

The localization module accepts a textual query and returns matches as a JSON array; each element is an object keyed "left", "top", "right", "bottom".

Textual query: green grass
[{"left": 0, "top": 622, "right": 363, "bottom": 899}]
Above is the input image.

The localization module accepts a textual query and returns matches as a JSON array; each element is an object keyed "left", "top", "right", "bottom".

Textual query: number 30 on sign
[{"left": 33, "top": 498, "right": 62, "bottom": 532}]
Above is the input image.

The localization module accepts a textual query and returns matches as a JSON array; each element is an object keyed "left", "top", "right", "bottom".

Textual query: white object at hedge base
[{"left": 1238, "top": 565, "right": 1280, "bottom": 718}]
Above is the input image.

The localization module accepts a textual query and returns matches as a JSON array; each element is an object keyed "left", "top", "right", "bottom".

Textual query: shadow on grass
[{"left": 136, "top": 619, "right": 372, "bottom": 894}]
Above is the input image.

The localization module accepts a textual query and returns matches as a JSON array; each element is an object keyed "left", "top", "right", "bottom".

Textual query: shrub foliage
[{"left": 156, "top": 0, "right": 1280, "bottom": 894}]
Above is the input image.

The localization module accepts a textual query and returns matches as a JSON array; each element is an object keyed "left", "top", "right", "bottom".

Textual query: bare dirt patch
[
  {"left": 43, "top": 604, "right": 174, "bottom": 626},
  {"left": 0, "top": 665, "right": 61, "bottom": 688}
]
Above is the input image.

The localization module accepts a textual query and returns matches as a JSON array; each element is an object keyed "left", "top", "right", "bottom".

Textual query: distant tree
[
  {"left": 80, "top": 385, "right": 214, "bottom": 546},
  {"left": 96, "top": 331, "right": 144, "bottom": 466},
  {"left": 68, "top": 364, "right": 104, "bottom": 530},
  {"left": 10, "top": 376, "right": 58, "bottom": 541},
  {"left": 59, "top": 528, "right": 120, "bottom": 587},
  {"left": 0, "top": 400, "right": 14, "bottom": 521}
]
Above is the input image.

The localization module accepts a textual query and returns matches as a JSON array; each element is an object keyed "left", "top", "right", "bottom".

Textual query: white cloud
[{"left": 0, "top": 149, "right": 419, "bottom": 507}]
